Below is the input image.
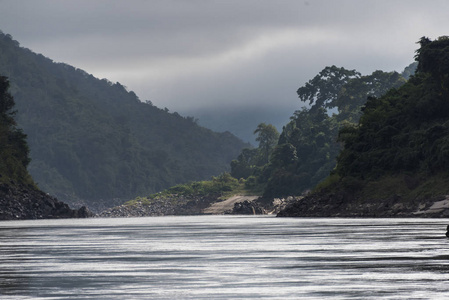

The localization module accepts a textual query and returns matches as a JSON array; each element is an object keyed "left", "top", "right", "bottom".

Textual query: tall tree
[
  {"left": 254, "top": 123, "right": 280, "bottom": 165},
  {"left": 297, "top": 65, "right": 360, "bottom": 111},
  {"left": 335, "top": 70, "right": 406, "bottom": 122},
  {"left": 0, "top": 76, "right": 32, "bottom": 184},
  {"left": 0, "top": 76, "right": 17, "bottom": 128},
  {"left": 415, "top": 36, "right": 449, "bottom": 82},
  {"left": 230, "top": 147, "right": 260, "bottom": 179}
]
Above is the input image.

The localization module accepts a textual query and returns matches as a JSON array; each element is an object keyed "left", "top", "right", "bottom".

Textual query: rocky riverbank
[
  {"left": 0, "top": 183, "right": 92, "bottom": 220},
  {"left": 227, "top": 196, "right": 297, "bottom": 215},
  {"left": 277, "top": 190, "right": 449, "bottom": 218},
  {"left": 98, "top": 194, "right": 297, "bottom": 217},
  {"left": 98, "top": 195, "right": 215, "bottom": 218}
]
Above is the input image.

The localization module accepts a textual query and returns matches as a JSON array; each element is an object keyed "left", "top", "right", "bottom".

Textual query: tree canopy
[
  {"left": 336, "top": 36, "right": 449, "bottom": 180},
  {"left": 230, "top": 61, "right": 413, "bottom": 198},
  {"left": 297, "top": 65, "right": 360, "bottom": 110},
  {"left": 335, "top": 70, "right": 406, "bottom": 123},
  {"left": 254, "top": 123, "right": 280, "bottom": 165}
]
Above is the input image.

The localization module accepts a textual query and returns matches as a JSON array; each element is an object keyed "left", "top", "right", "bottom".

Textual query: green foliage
[
  {"left": 230, "top": 122, "right": 279, "bottom": 180},
  {"left": 401, "top": 62, "right": 418, "bottom": 80},
  {"left": 0, "top": 33, "right": 248, "bottom": 209},
  {"left": 415, "top": 36, "right": 449, "bottom": 79},
  {"left": 263, "top": 107, "right": 340, "bottom": 197},
  {"left": 138, "top": 172, "right": 242, "bottom": 201},
  {"left": 257, "top": 64, "right": 410, "bottom": 198},
  {"left": 270, "top": 143, "right": 298, "bottom": 168},
  {"left": 297, "top": 65, "right": 360, "bottom": 110},
  {"left": 124, "top": 172, "right": 252, "bottom": 210},
  {"left": 244, "top": 175, "right": 257, "bottom": 188},
  {"left": 335, "top": 70, "right": 406, "bottom": 123},
  {"left": 335, "top": 37, "right": 449, "bottom": 184},
  {"left": 254, "top": 123, "right": 280, "bottom": 164},
  {"left": 313, "top": 173, "right": 341, "bottom": 192},
  {"left": 0, "top": 76, "right": 34, "bottom": 186},
  {"left": 228, "top": 62, "right": 411, "bottom": 199}
]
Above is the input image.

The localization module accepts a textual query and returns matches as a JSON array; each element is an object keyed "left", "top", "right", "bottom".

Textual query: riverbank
[
  {"left": 203, "top": 195, "right": 259, "bottom": 214},
  {"left": 277, "top": 190, "right": 449, "bottom": 218},
  {"left": 0, "top": 183, "right": 92, "bottom": 220},
  {"left": 98, "top": 194, "right": 296, "bottom": 217}
]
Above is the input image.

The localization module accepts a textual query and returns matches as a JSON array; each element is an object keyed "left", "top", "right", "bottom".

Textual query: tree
[
  {"left": 336, "top": 36, "right": 449, "bottom": 179},
  {"left": 415, "top": 36, "right": 449, "bottom": 83},
  {"left": 230, "top": 148, "right": 260, "bottom": 179},
  {"left": 0, "top": 76, "right": 32, "bottom": 184},
  {"left": 254, "top": 123, "right": 280, "bottom": 164},
  {"left": 335, "top": 70, "right": 406, "bottom": 122},
  {"left": 297, "top": 65, "right": 360, "bottom": 111},
  {"left": 270, "top": 143, "right": 298, "bottom": 169},
  {"left": 401, "top": 62, "right": 418, "bottom": 80},
  {"left": 0, "top": 76, "right": 17, "bottom": 128}
]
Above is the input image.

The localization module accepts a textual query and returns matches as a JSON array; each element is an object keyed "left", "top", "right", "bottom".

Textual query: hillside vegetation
[
  {"left": 230, "top": 65, "right": 412, "bottom": 199},
  {"left": 0, "top": 75, "right": 90, "bottom": 219},
  {"left": 280, "top": 36, "right": 449, "bottom": 217},
  {"left": 102, "top": 40, "right": 423, "bottom": 217},
  {"left": 0, "top": 32, "right": 248, "bottom": 211},
  {"left": 0, "top": 75, "right": 33, "bottom": 187}
]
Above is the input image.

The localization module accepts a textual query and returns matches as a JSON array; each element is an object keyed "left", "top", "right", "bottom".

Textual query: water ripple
[{"left": 0, "top": 216, "right": 448, "bottom": 299}]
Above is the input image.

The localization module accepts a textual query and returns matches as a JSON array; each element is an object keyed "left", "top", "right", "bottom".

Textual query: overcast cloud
[{"left": 1, "top": 0, "right": 449, "bottom": 141}]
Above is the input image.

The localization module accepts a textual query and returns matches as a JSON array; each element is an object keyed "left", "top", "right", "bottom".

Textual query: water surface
[{"left": 0, "top": 216, "right": 448, "bottom": 299}]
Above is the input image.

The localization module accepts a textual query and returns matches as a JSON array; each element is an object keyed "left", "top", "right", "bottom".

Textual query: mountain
[
  {"left": 0, "top": 32, "right": 249, "bottom": 212},
  {"left": 0, "top": 75, "right": 90, "bottom": 219},
  {"left": 279, "top": 36, "right": 449, "bottom": 217}
]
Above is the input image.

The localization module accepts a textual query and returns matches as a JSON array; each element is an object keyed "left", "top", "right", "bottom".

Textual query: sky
[{"left": 1, "top": 0, "right": 449, "bottom": 142}]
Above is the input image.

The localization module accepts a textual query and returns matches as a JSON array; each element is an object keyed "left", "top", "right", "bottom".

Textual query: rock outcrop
[
  {"left": 0, "top": 183, "right": 92, "bottom": 220},
  {"left": 229, "top": 200, "right": 266, "bottom": 215}
]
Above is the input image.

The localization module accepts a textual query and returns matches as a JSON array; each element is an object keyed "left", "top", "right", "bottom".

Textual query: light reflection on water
[{"left": 0, "top": 216, "right": 448, "bottom": 299}]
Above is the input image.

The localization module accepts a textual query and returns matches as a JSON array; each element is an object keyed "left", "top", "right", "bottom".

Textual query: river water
[{"left": 1, "top": 216, "right": 449, "bottom": 299}]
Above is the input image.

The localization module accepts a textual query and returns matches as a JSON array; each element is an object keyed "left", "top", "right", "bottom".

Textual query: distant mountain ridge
[{"left": 0, "top": 32, "right": 248, "bottom": 212}]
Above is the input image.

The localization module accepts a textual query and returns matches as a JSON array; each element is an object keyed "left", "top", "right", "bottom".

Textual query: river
[{"left": 0, "top": 216, "right": 448, "bottom": 299}]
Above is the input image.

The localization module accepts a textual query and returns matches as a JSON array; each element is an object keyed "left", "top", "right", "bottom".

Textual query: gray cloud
[{"left": 1, "top": 0, "right": 449, "bottom": 141}]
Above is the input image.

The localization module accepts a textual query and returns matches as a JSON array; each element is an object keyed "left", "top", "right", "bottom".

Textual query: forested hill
[
  {"left": 279, "top": 36, "right": 449, "bottom": 217},
  {"left": 0, "top": 32, "right": 248, "bottom": 211},
  {"left": 0, "top": 75, "right": 90, "bottom": 219}
]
